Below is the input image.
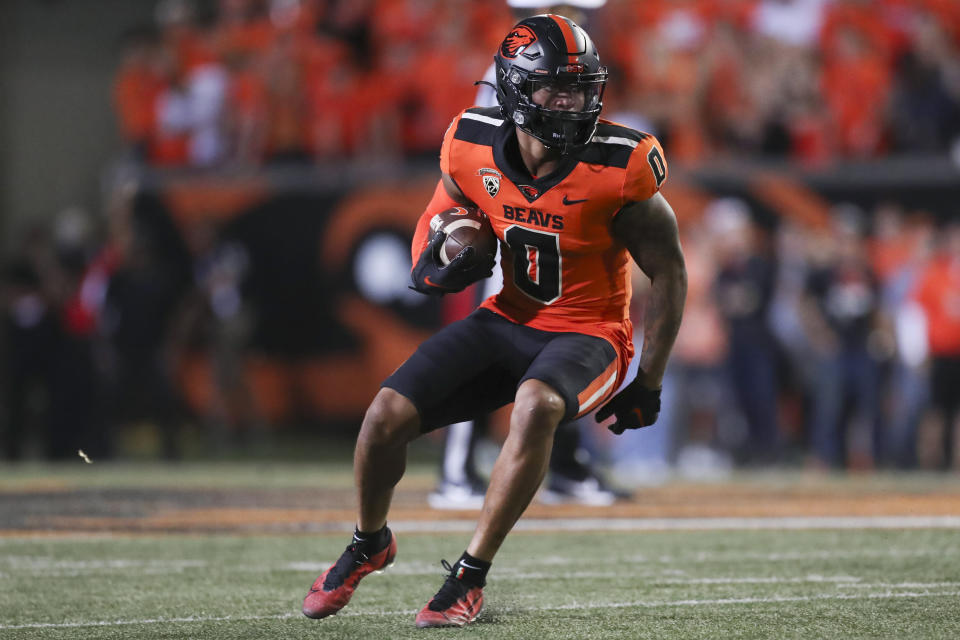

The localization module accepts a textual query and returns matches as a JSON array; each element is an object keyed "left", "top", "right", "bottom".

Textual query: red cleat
[
  {"left": 414, "top": 560, "right": 484, "bottom": 628},
  {"left": 302, "top": 529, "right": 397, "bottom": 619}
]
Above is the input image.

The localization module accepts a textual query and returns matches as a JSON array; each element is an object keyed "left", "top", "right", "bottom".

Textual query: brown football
[{"left": 429, "top": 207, "right": 497, "bottom": 266}]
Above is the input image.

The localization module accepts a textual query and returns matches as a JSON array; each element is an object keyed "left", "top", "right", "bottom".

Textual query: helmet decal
[{"left": 500, "top": 25, "right": 537, "bottom": 59}]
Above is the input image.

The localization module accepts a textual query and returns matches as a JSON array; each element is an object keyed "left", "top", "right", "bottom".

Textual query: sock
[
  {"left": 452, "top": 551, "right": 491, "bottom": 587},
  {"left": 353, "top": 524, "right": 390, "bottom": 552}
]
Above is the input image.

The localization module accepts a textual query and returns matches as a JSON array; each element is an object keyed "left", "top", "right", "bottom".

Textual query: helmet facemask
[{"left": 497, "top": 64, "right": 607, "bottom": 154}]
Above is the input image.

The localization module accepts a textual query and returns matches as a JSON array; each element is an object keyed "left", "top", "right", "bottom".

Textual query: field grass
[{"left": 1, "top": 460, "right": 959, "bottom": 639}]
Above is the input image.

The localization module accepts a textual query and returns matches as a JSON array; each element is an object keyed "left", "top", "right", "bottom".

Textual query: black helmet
[{"left": 493, "top": 14, "right": 608, "bottom": 154}]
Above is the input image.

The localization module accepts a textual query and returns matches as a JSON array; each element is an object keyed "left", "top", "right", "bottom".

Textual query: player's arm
[
  {"left": 616, "top": 192, "right": 687, "bottom": 384},
  {"left": 410, "top": 179, "right": 462, "bottom": 263},
  {"left": 409, "top": 176, "right": 490, "bottom": 296},
  {"left": 596, "top": 192, "right": 687, "bottom": 433}
]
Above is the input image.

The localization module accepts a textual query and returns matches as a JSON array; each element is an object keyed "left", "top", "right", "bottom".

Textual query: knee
[
  {"left": 360, "top": 388, "right": 420, "bottom": 448},
  {"left": 511, "top": 381, "right": 566, "bottom": 440}
]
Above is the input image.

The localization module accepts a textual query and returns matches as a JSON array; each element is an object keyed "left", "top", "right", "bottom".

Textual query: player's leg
[
  {"left": 304, "top": 311, "right": 514, "bottom": 620},
  {"left": 467, "top": 333, "right": 620, "bottom": 560},
  {"left": 416, "top": 331, "right": 622, "bottom": 628},
  {"left": 414, "top": 378, "right": 563, "bottom": 629},
  {"left": 468, "top": 378, "right": 566, "bottom": 558},
  {"left": 354, "top": 388, "right": 421, "bottom": 532},
  {"left": 302, "top": 387, "right": 417, "bottom": 620},
  {"left": 358, "top": 308, "right": 520, "bottom": 529}
]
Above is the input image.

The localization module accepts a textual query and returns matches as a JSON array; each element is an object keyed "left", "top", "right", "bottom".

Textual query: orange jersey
[
  {"left": 913, "top": 255, "right": 960, "bottom": 357},
  {"left": 439, "top": 106, "right": 668, "bottom": 373}
]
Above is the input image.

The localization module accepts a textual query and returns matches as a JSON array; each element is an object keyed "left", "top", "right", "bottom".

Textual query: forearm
[{"left": 637, "top": 260, "right": 687, "bottom": 386}]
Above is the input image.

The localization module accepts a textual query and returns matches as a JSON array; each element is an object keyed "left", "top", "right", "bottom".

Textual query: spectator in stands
[
  {"left": 0, "top": 233, "right": 60, "bottom": 460},
  {"left": 101, "top": 187, "right": 193, "bottom": 459},
  {"left": 113, "top": 26, "right": 167, "bottom": 163},
  {"left": 888, "top": 9, "right": 960, "bottom": 154},
  {"left": 173, "top": 220, "right": 264, "bottom": 451},
  {"left": 710, "top": 198, "right": 782, "bottom": 465},
  {"left": 1, "top": 209, "right": 111, "bottom": 461},
  {"left": 911, "top": 221, "right": 960, "bottom": 470},
  {"left": 819, "top": 1, "right": 894, "bottom": 157},
  {"left": 154, "top": 0, "right": 231, "bottom": 167},
  {"left": 802, "top": 208, "right": 887, "bottom": 469},
  {"left": 112, "top": 0, "right": 960, "bottom": 165},
  {"left": 872, "top": 205, "right": 935, "bottom": 469}
]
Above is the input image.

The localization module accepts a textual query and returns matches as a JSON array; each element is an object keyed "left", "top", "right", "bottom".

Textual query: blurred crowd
[
  {"left": 1, "top": 188, "right": 193, "bottom": 460},
  {"left": 3, "top": 185, "right": 960, "bottom": 473},
  {"left": 114, "top": 0, "right": 960, "bottom": 168},
  {"left": 2, "top": 0, "right": 960, "bottom": 472},
  {"left": 608, "top": 200, "right": 960, "bottom": 484}
]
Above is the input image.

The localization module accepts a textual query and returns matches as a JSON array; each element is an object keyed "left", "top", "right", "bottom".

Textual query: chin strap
[{"left": 473, "top": 80, "right": 497, "bottom": 91}]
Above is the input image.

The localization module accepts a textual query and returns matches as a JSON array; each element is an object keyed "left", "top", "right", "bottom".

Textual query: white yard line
[
  {"left": 540, "top": 590, "right": 960, "bottom": 611},
  {"left": 625, "top": 547, "right": 960, "bottom": 564},
  {"left": 5, "top": 545, "right": 959, "bottom": 576},
  {"left": 1, "top": 558, "right": 206, "bottom": 569},
  {"left": 837, "top": 582, "right": 960, "bottom": 589},
  {"left": 1, "top": 590, "right": 958, "bottom": 630},
  {"left": 388, "top": 515, "right": 960, "bottom": 533}
]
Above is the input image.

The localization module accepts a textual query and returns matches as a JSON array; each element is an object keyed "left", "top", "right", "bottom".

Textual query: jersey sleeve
[
  {"left": 438, "top": 111, "right": 465, "bottom": 178},
  {"left": 622, "top": 135, "right": 668, "bottom": 204},
  {"left": 410, "top": 179, "right": 462, "bottom": 264},
  {"left": 415, "top": 111, "right": 469, "bottom": 263}
]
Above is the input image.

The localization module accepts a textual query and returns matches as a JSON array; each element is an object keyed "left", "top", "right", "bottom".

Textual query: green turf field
[
  {"left": 1, "top": 461, "right": 959, "bottom": 639},
  {"left": 2, "top": 529, "right": 959, "bottom": 639}
]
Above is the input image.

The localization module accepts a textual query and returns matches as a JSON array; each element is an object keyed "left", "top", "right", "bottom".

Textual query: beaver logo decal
[{"left": 500, "top": 25, "right": 537, "bottom": 59}]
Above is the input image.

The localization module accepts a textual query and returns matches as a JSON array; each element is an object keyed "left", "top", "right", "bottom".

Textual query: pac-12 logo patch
[
  {"left": 478, "top": 168, "right": 502, "bottom": 197},
  {"left": 500, "top": 25, "right": 537, "bottom": 59}
]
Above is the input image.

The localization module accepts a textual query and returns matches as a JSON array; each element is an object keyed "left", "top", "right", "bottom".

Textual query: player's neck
[{"left": 516, "top": 127, "right": 563, "bottom": 178}]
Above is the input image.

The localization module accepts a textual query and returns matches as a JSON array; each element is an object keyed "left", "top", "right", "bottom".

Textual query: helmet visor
[{"left": 526, "top": 72, "right": 606, "bottom": 114}]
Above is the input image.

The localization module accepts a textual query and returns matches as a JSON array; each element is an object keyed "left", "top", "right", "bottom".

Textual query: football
[{"left": 430, "top": 206, "right": 498, "bottom": 266}]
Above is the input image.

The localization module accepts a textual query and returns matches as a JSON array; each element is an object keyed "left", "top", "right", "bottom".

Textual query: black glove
[
  {"left": 410, "top": 231, "right": 495, "bottom": 296},
  {"left": 595, "top": 373, "right": 662, "bottom": 434}
]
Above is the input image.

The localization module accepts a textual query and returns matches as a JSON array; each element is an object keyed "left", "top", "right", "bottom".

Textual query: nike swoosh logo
[
  {"left": 563, "top": 195, "right": 589, "bottom": 205},
  {"left": 423, "top": 276, "right": 452, "bottom": 290}
]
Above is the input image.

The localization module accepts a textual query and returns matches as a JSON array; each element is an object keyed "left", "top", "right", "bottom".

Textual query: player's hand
[
  {"left": 410, "top": 231, "right": 494, "bottom": 296},
  {"left": 595, "top": 372, "right": 661, "bottom": 434}
]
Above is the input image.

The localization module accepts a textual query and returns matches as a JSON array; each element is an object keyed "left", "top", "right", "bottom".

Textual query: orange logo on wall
[{"left": 501, "top": 26, "right": 537, "bottom": 59}]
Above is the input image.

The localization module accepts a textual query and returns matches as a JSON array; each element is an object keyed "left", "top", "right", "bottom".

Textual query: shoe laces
[
  {"left": 322, "top": 543, "right": 369, "bottom": 590},
  {"left": 427, "top": 559, "right": 473, "bottom": 612}
]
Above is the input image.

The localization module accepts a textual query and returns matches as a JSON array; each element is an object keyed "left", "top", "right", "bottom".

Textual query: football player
[
  {"left": 430, "top": 0, "right": 620, "bottom": 511},
  {"left": 303, "top": 14, "right": 686, "bottom": 628}
]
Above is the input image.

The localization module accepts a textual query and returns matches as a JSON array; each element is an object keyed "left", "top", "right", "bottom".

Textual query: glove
[
  {"left": 410, "top": 231, "right": 495, "bottom": 296},
  {"left": 595, "top": 373, "right": 662, "bottom": 435}
]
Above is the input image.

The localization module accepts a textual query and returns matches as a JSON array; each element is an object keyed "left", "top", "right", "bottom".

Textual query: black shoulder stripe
[
  {"left": 578, "top": 140, "right": 633, "bottom": 169},
  {"left": 579, "top": 121, "right": 651, "bottom": 168},
  {"left": 454, "top": 111, "right": 504, "bottom": 146}
]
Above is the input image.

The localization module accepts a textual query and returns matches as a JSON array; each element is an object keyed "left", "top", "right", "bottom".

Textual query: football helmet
[{"left": 493, "top": 14, "right": 607, "bottom": 154}]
